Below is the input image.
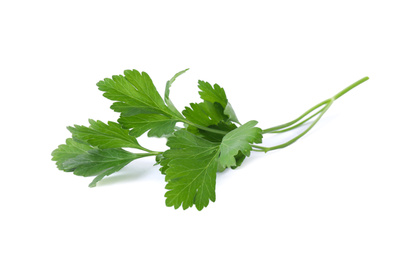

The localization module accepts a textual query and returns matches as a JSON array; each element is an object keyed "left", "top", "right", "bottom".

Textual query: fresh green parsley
[{"left": 51, "top": 68, "right": 369, "bottom": 210}]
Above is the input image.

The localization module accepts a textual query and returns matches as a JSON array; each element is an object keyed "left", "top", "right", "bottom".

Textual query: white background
[{"left": 1, "top": 0, "right": 406, "bottom": 259}]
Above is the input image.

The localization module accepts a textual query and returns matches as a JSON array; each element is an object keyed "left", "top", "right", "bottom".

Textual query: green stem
[
  {"left": 332, "top": 77, "right": 369, "bottom": 100},
  {"left": 181, "top": 119, "right": 228, "bottom": 135},
  {"left": 253, "top": 100, "right": 333, "bottom": 152},
  {"left": 148, "top": 151, "right": 163, "bottom": 156},
  {"left": 262, "top": 100, "right": 328, "bottom": 133},
  {"left": 131, "top": 151, "right": 163, "bottom": 158},
  {"left": 267, "top": 106, "right": 325, "bottom": 134},
  {"left": 262, "top": 76, "right": 369, "bottom": 134},
  {"left": 138, "top": 147, "right": 156, "bottom": 153},
  {"left": 254, "top": 76, "right": 369, "bottom": 152}
]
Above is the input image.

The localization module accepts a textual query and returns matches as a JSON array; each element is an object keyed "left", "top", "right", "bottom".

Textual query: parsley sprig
[{"left": 52, "top": 68, "right": 369, "bottom": 210}]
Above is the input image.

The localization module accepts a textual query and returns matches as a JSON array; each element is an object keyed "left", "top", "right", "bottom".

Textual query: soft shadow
[{"left": 96, "top": 159, "right": 159, "bottom": 187}]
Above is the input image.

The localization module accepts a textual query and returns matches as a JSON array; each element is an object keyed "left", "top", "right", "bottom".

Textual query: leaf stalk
[{"left": 254, "top": 76, "right": 369, "bottom": 152}]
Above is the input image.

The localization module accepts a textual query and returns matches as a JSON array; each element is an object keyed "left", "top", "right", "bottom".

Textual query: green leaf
[
  {"left": 67, "top": 119, "right": 148, "bottom": 151},
  {"left": 119, "top": 114, "right": 178, "bottom": 138},
  {"left": 51, "top": 138, "right": 92, "bottom": 171},
  {"left": 62, "top": 148, "right": 147, "bottom": 187},
  {"left": 97, "top": 71, "right": 169, "bottom": 115},
  {"left": 218, "top": 120, "right": 263, "bottom": 168},
  {"left": 110, "top": 102, "right": 158, "bottom": 117},
  {"left": 182, "top": 101, "right": 225, "bottom": 127},
  {"left": 162, "top": 122, "right": 262, "bottom": 210},
  {"left": 224, "top": 102, "right": 240, "bottom": 124},
  {"left": 162, "top": 130, "right": 220, "bottom": 210},
  {"left": 198, "top": 80, "right": 228, "bottom": 108},
  {"left": 52, "top": 135, "right": 155, "bottom": 187},
  {"left": 231, "top": 151, "right": 246, "bottom": 170},
  {"left": 193, "top": 121, "right": 238, "bottom": 143},
  {"left": 62, "top": 148, "right": 134, "bottom": 175},
  {"left": 97, "top": 69, "right": 181, "bottom": 137},
  {"left": 197, "top": 80, "right": 240, "bottom": 123},
  {"left": 164, "top": 68, "right": 189, "bottom": 117}
]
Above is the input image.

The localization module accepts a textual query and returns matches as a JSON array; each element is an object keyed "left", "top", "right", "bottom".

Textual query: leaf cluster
[{"left": 52, "top": 69, "right": 263, "bottom": 210}]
